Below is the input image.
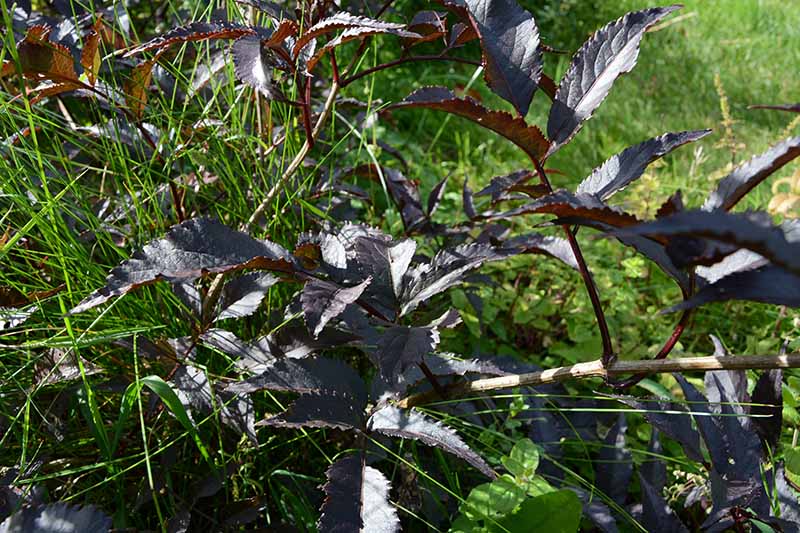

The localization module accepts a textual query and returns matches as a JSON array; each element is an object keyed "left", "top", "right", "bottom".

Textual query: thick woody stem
[{"left": 396, "top": 353, "right": 800, "bottom": 409}]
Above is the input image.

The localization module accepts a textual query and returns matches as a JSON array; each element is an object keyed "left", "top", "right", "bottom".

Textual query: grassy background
[{"left": 1, "top": 0, "right": 800, "bottom": 530}]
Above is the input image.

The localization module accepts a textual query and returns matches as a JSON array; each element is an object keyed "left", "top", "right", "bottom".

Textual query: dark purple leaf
[
  {"left": 33, "top": 348, "right": 103, "bottom": 387},
  {"left": 0, "top": 306, "right": 36, "bottom": 331},
  {"left": 225, "top": 357, "right": 366, "bottom": 404},
  {"left": 302, "top": 15, "right": 420, "bottom": 72},
  {"left": 775, "top": 464, "right": 800, "bottom": 524},
  {"left": 702, "top": 136, "right": 800, "bottom": 211},
  {"left": 400, "top": 242, "right": 511, "bottom": 315},
  {"left": 200, "top": 329, "right": 276, "bottom": 374},
  {"left": 170, "top": 364, "right": 256, "bottom": 443},
  {"left": 595, "top": 414, "right": 632, "bottom": 506},
  {"left": 369, "top": 405, "right": 494, "bottom": 477},
  {"left": 475, "top": 170, "right": 535, "bottom": 204},
  {"left": 611, "top": 395, "right": 703, "bottom": 463},
  {"left": 502, "top": 232, "right": 578, "bottom": 270},
  {"left": 569, "top": 488, "right": 619, "bottom": 533},
  {"left": 373, "top": 325, "right": 439, "bottom": 379},
  {"left": 641, "top": 430, "right": 666, "bottom": 493},
  {"left": 395, "top": 87, "right": 549, "bottom": 160},
  {"left": 216, "top": 272, "right": 279, "bottom": 321},
  {"left": 259, "top": 392, "right": 364, "bottom": 430},
  {"left": 448, "top": 0, "right": 542, "bottom": 116},
  {"left": 577, "top": 130, "right": 710, "bottom": 200},
  {"left": 492, "top": 189, "right": 642, "bottom": 229},
  {"left": 695, "top": 249, "right": 767, "bottom": 285},
  {"left": 348, "top": 165, "right": 426, "bottom": 232},
  {"left": 655, "top": 190, "right": 684, "bottom": 219},
  {"left": 669, "top": 264, "right": 800, "bottom": 312},
  {"left": 350, "top": 235, "right": 417, "bottom": 319},
  {"left": 317, "top": 455, "right": 399, "bottom": 533},
  {"left": 749, "top": 103, "right": 800, "bottom": 113},
  {"left": 0, "top": 502, "right": 112, "bottom": 533},
  {"left": 639, "top": 474, "right": 689, "bottom": 533},
  {"left": 406, "top": 11, "right": 447, "bottom": 45},
  {"left": 617, "top": 210, "right": 800, "bottom": 276},
  {"left": 750, "top": 369, "right": 783, "bottom": 452},
  {"left": 547, "top": 6, "right": 680, "bottom": 155},
  {"left": 232, "top": 34, "right": 280, "bottom": 98},
  {"left": 427, "top": 174, "right": 450, "bottom": 216},
  {"left": 463, "top": 180, "right": 477, "bottom": 220},
  {"left": 447, "top": 22, "right": 477, "bottom": 49},
  {"left": 124, "top": 21, "right": 256, "bottom": 56},
  {"left": 301, "top": 278, "right": 370, "bottom": 337},
  {"left": 70, "top": 218, "right": 293, "bottom": 314}
]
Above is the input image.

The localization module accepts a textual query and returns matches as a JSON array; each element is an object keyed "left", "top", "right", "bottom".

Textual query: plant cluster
[{"left": 2, "top": 0, "right": 800, "bottom": 531}]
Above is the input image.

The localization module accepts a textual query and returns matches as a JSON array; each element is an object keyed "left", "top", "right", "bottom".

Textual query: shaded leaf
[
  {"left": 750, "top": 369, "right": 783, "bottom": 452},
  {"left": 259, "top": 392, "right": 364, "bottom": 430},
  {"left": 374, "top": 325, "right": 439, "bottom": 379},
  {"left": 577, "top": 130, "right": 710, "bottom": 200},
  {"left": 475, "top": 169, "right": 535, "bottom": 204},
  {"left": 33, "top": 348, "right": 103, "bottom": 388},
  {"left": 0, "top": 502, "right": 111, "bottom": 533},
  {"left": 317, "top": 455, "right": 399, "bottom": 533},
  {"left": 123, "top": 21, "right": 255, "bottom": 56},
  {"left": 369, "top": 405, "right": 494, "bottom": 477},
  {"left": 70, "top": 218, "right": 293, "bottom": 314},
  {"left": 452, "top": 0, "right": 542, "bottom": 116},
  {"left": 225, "top": 357, "right": 366, "bottom": 403},
  {"left": 302, "top": 278, "right": 370, "bottom": 337},
  {"left": 396, "top": 87, "right": 549, "bottom": 160},
  {"left": 655, "top": 190, "right": 684, "bottom": 219},
  {"left": 462, "top": 180, "right": 476, "bottom": 220},
  {"left": 611, "top": 394, "right": 704, "bottom": 463},
  {"left": 200, "top": 328, "right": 276, "bottom": 374},
  {"left": 617, "top": 210, "right": 800, "bottom": 275},
  {"left": 595, "top": 414, "right": 632, "bottom": 506},
  {"left": 547, "top": 6, "right": 680, "bottom": 155},
  {"left": 497, "top": 490, "right": 582, "bottom": 533},
  {"left": 216, "top": 272, "right": 279, "bottom": 321},
  {"left": 427, "top": 174, "right": 450, "bottom": 216},
  {"left": 80, "top": 19, "right": 102, "bottom": 85},
  {"left": 124, "top": 60, "right": 156, "bottom": 119},
  {"left": 639, "top": 474, "right": 689, "bottom": 533},
  {"left": 702, "top": 136, "right": 800, "bottom": 211},
  {"left": 171, "top": 364, "right": 256, "bottom": 443}
]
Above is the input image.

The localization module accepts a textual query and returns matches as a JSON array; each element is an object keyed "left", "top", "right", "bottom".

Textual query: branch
[{"left": 396, "top": 353, "right": 800, "bottom": 408}]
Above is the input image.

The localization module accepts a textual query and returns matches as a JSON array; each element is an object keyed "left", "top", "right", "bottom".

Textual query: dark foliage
[{"left": 8, "top": 0, "right": 800, "bottom": 530}]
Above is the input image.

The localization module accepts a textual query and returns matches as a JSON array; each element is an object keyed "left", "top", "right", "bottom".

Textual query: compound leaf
[{"left": 547, "top": 6, "right": 680, "bottom": 155}]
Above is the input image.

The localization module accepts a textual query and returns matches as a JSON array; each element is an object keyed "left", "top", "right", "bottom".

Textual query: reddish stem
[
  {"left": 342, "top": 55, "right": 481, "bottom": 87},
  {"left": 529, "top": 155, "right": 615, "bottom": 365}
]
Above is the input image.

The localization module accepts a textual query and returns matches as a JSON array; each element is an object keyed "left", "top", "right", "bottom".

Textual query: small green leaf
[
  {"left": 785, "top": 448, "right": 800, "bottom": 476},
  {"left": 496, "top": 490, "right": 582, "bottom": 533},
  {"left": 502, "top": 438, "right": 539, "bottom": 479},
  {"left": 463, "top": 475, "right": 526, "bottom": 522}
]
